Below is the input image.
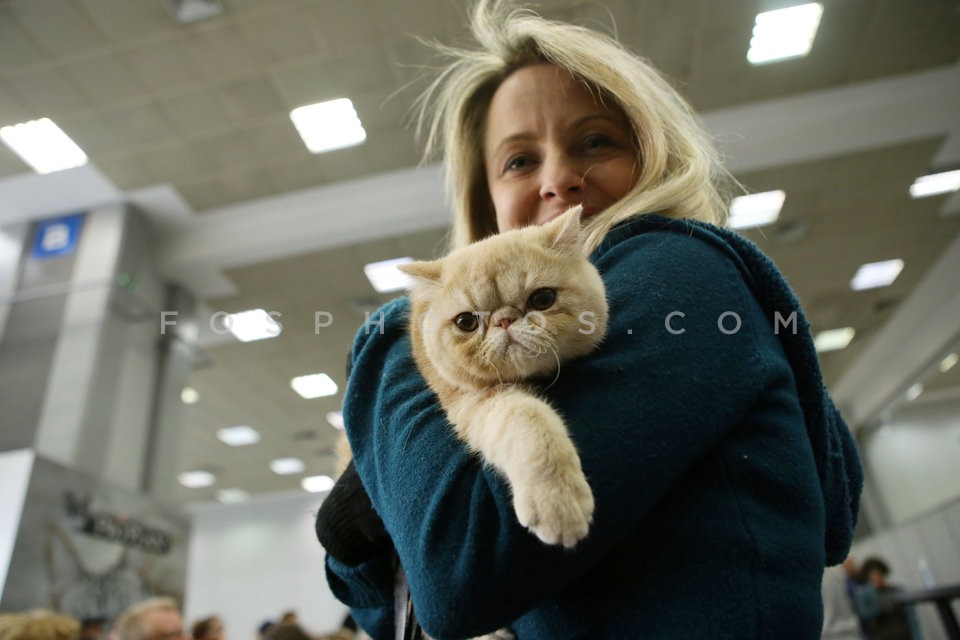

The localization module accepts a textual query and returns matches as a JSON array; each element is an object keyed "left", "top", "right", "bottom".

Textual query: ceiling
[{"left": 1, "top": 0, "right": 959, "bottom": 507}]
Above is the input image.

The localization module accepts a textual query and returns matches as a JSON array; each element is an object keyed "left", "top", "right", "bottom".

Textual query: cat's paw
[{"left": 513, "top": 468, "right": 594, "bottom": 548}]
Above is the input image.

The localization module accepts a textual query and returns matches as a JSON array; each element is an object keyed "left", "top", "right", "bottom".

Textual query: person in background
[
  {"left": 80, "top": 617, "right": 107, "bottom": 640},
  {"left": 821, "top": 557, "right": 863, "bottom": 640},
  {"left": 190, "top": 617, "right": 223, "bottom": 640},
  {"left": 111, "top": 598, "right": 186, "bottom": 640},
  {"left": 315, "top": 1, "right": 864, "bottom": 638},
  {"left": 855, "top": 557, "right": 922, "bottom": 640},
  {"left": 0, "top": 610, "right": 80, "bottom": 640}
]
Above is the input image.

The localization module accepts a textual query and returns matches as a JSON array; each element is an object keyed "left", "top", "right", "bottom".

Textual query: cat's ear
[
  {"left": 398, "top": 260, "right": 443, "bottom": 286},
  {"left": 545, "top": 206, "right": 584, "bottom": 256}
]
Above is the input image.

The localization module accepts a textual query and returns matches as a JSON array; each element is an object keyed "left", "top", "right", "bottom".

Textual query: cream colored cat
[{"left": 398, "top": 208, "right": 608, "bottom": 548}]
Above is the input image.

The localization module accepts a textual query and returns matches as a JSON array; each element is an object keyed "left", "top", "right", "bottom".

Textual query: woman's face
[{"left": 484, "top": 64, "right": 638, "bottom": 232}]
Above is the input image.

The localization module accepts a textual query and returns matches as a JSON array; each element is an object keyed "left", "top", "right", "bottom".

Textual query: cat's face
[{"left": 402, "top": 210, "right": 608, "bottom": 387}]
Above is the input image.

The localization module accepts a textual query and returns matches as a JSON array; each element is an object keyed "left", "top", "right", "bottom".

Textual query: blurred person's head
[
  {"left": 189, "top": 618, "right": 223, "bottom": 640},
  {"left": 111, "top": 599, "right": 185, "bottom": 640},
  {"left": 860, "top": 557, "right": 891, "bottom": 588},
  {"left": 0, "top": 610, "right": 80, "bottom": 640},
  {"left": 277, "top": 614, "right": 295, "bottom": 627},
  {"left": 841, "top": 555, "right": 858, "bottom": 578},
  {"left": 263, "top": 624, "right": 308, "bottom": 640}
]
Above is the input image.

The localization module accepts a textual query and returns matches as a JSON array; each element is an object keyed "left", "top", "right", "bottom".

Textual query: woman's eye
[
  {"left": 527, "top": 288, "right": 557, "bottom": 311},
  {"left": 504, "top": 154, "right": 534, "bottom": 172},
  {"left": 583, "top": 134, "right": 614, "bottom": 151},
  {"left": 454, "top": 312, "right": 479, "bottom": 332}
]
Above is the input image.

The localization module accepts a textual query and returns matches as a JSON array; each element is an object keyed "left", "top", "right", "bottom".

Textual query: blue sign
[{"left": 31, "top": 213, "right": 85, "bottom": 260}]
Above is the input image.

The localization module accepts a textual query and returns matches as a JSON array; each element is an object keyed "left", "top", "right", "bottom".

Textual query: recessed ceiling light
[
  {"left": 289, "top": 98, "right": 366, "bottom": 154},
  {"left": 364, "top": 257, "right": 414, "bottom": 293},
  {"left": 216, "top": 488, "right": 249, "bottom": 504},
  {"left": 940, "top": 352, "right": 958, "bottom": 373},
  {"left": 850, "top": 259, "right": 904, "bottom": 291},
  {"left": 728, "top": 190, "right": 785, "bottom": 229},
  {"left": 747, "top": 3, "right": 823, "bottom": 65},
  {"left": 905, "top": 383, "right": 924, "bottom": 402},
  {"left": 270, "top": 457, "right": 305, "bottom": 475},
  {"left": 326, "top": 410, "right": 345, "bottom": 430},
  {"left": 0, "top": 118, "right": 88, "bottom": 174},
  {"left": 814, "top": 327, "right": 855, "bottom": 353},
  {"left": 223, "top": 308, "right": 281, "bottom": 342},
  {"left": 178, "top": 470, "right": 215, "bottom": 488},
  {"left": 909, "top": 169, "right": 960, "bottom": 198},
  {"left": 181, "top": 387, "right": 200, "bottom": 404},
  {"left": 290, "top": 373, "right": 338, "bottom": 399},
  {"left": 301, "top": 475, "right": 335, "bottom": 493},
  {"left": 216, "top": 425, "right": 261, "bottom": 446}
]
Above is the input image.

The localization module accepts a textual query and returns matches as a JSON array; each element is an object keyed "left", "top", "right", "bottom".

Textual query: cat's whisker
[
  {"left": 541, "top": 346, "right": 563, "bottom": 392},
  {"left": 477, "top": 353, "right": 505, "bottom": 385}
]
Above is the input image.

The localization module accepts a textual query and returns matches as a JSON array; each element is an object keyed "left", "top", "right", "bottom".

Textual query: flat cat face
[{"left": 401, "top": 209, "right": 608, "bottom": 387}]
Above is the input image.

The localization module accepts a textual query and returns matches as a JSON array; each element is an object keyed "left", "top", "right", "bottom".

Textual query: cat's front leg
[{"left": 454, "top": 389, "right": 594, "bottom": 548}]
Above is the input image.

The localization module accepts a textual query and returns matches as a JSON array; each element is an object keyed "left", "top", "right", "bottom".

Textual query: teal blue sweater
[{"left": 326, "top": 215, "right": 863, "bottom": 639}]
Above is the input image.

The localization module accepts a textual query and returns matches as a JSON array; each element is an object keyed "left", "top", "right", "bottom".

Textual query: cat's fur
[{"left": 398, "top": 208, "right": 608, "bottom": 548}]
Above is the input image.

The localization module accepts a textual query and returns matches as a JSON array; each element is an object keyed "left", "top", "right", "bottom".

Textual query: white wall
[
  {"left": 0, "top": 449, "right": 34, "bottom": 598},
  {"left": 184, "top": 490, "right": 347, "bottom": 640},
  {"left": 863, "top": 392, "right": 960, "bottom": 524}
]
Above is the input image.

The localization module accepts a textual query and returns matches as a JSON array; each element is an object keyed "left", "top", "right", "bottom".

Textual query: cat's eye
[
  {"left": 527, "top": 288, "right": 557, "bottom": 311},
  {"left": 454, "top": 312, "right": 479, "bottom": 332}
]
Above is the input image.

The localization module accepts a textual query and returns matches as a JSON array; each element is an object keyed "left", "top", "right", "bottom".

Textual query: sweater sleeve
[{"left": 339, "top": 231, "right": 779, "bottom": 638}]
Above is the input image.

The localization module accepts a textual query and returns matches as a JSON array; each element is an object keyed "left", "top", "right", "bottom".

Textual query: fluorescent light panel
[
  {"left": 0, "top": 118, "right": 88, "bottom": 174},
  {"left": 814, "top": 327, "right": 855, "bottom": 353},
  {"left": 181, "top": 387, "right": 200, "bottom": 404},
  {"left": 729, "top": 190, "right": 785, "bottom": 229},
  {"left": 178, "top": 470, "right": 215, "bottom": 488},
  {"left": 940, "top": 352, "right": 958, "bottom": 373},
  {"left": 224, "top": 308, "right": 281, "bottom": 342},
  {"left": 291, "top": 372, "right": 338, "bottom": 399},
  {"left": 290, "top": 98, "right": 366, "bottom": 154},
  {"left": 326, "top": 410, "right": 345, "bottom": 430},
  {"left": 747, "top": 3, "right": 823, "bottom": 65},
  {"left": 364, "top": 257, "right": 414, "bottom": 293},
  {"left": 909, "top": 170, "right": 960, "bottom": 198},
  {"left": 217, "top": 425, "right": 261, "bottom": 446},
  {"left": 905, "top": 383, "right": 924, "bottom": 402},
  {"left": 850, "top": 259, "right": 904, "bottom": 291},
  {"left": 301, "top": 475, "right": 335, "bottom": 493},
  {"left": 270, "top": 457, "right": 305, "bottom": 475},
  {"left": 217, "top": 488, "right": 249, "bottom": 504}
]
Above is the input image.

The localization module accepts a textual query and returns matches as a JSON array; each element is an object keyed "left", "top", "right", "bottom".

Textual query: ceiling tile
[
  {"left": 197, "top": 130, "right": 256, "bottom": 172},
  {"left": 238, "top": 8, "right": 320, "bottom": 65},
  {"left": 306, "top": 0, "right": 384, "bottom": 52},
  {"left": 7, "top": 0, "right": 108, "bottom": 58},
  {"left": 125, "top": 37, "right": 205, "bottom": 93},
  {"left": 138, "top": 141, "right": 214, "bottom": 182},
  {"left": 57, "top": 113, "right": 133, "bottom": 156},
  {"left": 0, "top": 79, "right": 35, "bottom": 125},
  {"left": 158, "top": 89, "right": 233, "bottom": 137},
  {"left": 176, "top": 177, "right": 229, "bottom": 213},
  {"left": 216, "top": 75, "right": 286, "bottom": 121},
  {"left": 325, "top": 47, "right": 394, "bottom": 96},
  {"left": 5, "top": 66, "right": 93, "bottom": 116},
  {"left": 186, "top": 23, "right": 261, "bottom": 80},
  {"left": 245, "top": 115, "right": 305, "bottom": 160},
  {"left": 269, "top": 58, "right": 336, "bottom": 108},
  {"left": 0, "top": 147, "right": 28, "bottom": 177},
  {"left": 0, "top": 6, "right": 47, "bottom": 69},
  {"left": 217, "top": 165, "right": 282, "bottom": 205},
  {"left": 61, "top": 53, "right": 148, "bottom": 107},
  {"left": 75, "top": 0, "right": 178, "bottom": 44},
  {"left": 103, "top": 102, "right": 177, "bottom": 145}
]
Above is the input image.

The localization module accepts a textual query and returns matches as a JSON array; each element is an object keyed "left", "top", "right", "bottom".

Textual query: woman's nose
[{"left": 539, "top": 156, "right": 583, "bottom": 201}]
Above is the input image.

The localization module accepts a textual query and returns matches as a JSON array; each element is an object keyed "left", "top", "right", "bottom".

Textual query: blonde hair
[
  {"left": 0, "top": 610, "right": 80, "bottom": 640},
  {"left": 416, "top": 0, "right": 734, "bottom": 252},
  {"left": 111, "top": 598, "right": 179, "bottom": 640}
]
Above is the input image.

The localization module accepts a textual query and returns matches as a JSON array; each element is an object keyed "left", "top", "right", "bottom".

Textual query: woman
[{"left": 315, "top": 1, "right": 863, "bottom": 638}]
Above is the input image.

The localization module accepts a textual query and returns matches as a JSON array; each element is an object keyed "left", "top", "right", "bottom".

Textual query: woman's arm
[{"left": 339, "top": 230, "right": 779, "bottom": 638}]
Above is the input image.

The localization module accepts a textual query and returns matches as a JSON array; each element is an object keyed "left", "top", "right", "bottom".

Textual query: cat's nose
[{"left": 499, "top": 318, "right": 512, "bottom": 329}]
